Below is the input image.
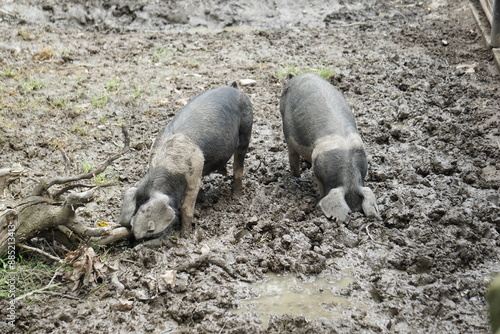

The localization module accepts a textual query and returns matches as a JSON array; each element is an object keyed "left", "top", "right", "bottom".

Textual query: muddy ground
[{"left": 0, "top": 0, "right": 499, "bottom": 333}]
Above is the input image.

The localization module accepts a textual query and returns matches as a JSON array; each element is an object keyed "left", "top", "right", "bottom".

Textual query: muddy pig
[
  {"left": 280, "top": 73, "right": 380, "bottom": 222},
  {"left": 119, "top": 83, "right": 253, "bottom": 240}
]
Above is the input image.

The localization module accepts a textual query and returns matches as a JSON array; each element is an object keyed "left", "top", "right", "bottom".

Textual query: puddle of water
[{"left": 233, "top": 273, "right": 363, "bottom": 327}]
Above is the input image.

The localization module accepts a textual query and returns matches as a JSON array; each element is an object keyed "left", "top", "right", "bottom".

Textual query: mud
[{"left": 0, "top": 0, "right": 499, "bottom": 333}]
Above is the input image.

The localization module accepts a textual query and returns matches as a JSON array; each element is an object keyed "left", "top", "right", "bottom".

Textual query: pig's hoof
[
  {"left": 232, "top": 185, "right": 243, "bottom": 197},
  {"left": 180, "top": 225, "right": 193, "bottom": 238}
]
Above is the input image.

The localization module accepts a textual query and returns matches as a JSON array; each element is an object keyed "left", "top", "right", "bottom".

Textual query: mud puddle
[{"left": 234, "top": 273, "right": 361, "bottom": 328}]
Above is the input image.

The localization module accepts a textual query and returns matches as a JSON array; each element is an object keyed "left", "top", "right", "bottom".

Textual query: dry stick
[
  {"left": 32, "top": 126, "right": 130, "bottom": 196},
  {"left": 59, "top": 148, "right": 72, "bottom": 176},
  {"left": 15, "top": 269, "right": 61, "bottom": 301},
  {"left": 0, "top": 9, "right": 16, "bottom": 17},
  {"left": 35, "top": 290, "right": 80, "bottom": 300},
  {"left": 329, "top": 20, "right": 398, "bottom": 28},
  {"left": 53, "top": 182, "right": 114, "bottom": 201},
  {"left": 111, "top": 272, "right": 125, "bottom": 296},
  {"left": 19, "top": 244, "right": 64, "bottom": 264},
  {"left": 364, "top": 223, "right": 390, "bottom": 247}
]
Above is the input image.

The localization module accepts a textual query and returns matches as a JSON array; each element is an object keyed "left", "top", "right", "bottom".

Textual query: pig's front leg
[{"left": 180, "top": 177, "right": 202, "bottom": 238}]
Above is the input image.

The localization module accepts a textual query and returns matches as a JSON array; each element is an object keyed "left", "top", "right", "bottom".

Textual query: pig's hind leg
[
  {"left": 288, "top": 147, "right": 301, "bottom": 177},
  {"left": 232, "top": 114, "right": 252, "bottom": 197},
  {"left": 232, "top": 130, "right": 250, "bottom": 197},
  {"left": 232, "top": 150, "right": 246, "bottom": 197}
]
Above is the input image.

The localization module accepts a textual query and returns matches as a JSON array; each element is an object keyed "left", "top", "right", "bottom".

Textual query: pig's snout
[{"left": 318, "top": 187, "right": 381, "bottom": 223}]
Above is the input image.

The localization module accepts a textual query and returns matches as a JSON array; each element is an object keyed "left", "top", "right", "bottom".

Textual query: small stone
[{"left": 239, "top": 79, "right": 256, "bottom": 86}]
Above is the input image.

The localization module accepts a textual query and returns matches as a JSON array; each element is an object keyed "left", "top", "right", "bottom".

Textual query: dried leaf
[{"left": 61, "top": 246, "right": 111, "bottom": 291}]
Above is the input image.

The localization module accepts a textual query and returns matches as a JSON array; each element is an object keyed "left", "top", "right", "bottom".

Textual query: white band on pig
[{"left": 312, "top": 133, "right": 364, "bottom": 161}]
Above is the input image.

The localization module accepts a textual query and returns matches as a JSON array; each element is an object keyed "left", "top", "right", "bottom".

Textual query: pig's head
[
  {"left": 119, "top": 187, "right": 176, "bottom": 240},
  {"left": 318, "top": 186, "right": 380, "bottom": 222}
]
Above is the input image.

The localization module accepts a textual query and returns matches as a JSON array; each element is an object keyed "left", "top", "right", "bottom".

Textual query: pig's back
[
  {"left": 280, "top": 73, "right": 358, "bottom": 149},
  {"left": 162, "top": 87, "right": 251, "bottom": 173}
]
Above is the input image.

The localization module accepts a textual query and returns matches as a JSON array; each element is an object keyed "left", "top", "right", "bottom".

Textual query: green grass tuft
[{"left": 276, "top": 64, "right": 336, "bottom": 79}]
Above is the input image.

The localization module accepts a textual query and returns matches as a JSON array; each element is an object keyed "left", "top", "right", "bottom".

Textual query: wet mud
[{"left": 0, "top": 0, "right": 499, "bottom": 333}]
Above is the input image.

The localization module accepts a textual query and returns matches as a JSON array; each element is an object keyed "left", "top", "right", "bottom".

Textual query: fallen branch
[
  {"left": 0, "top": 126, "right": 132, "bottom": 257},
  {"left": 111, "top": 272, "right": 125, "bottom": 296},
  {"left": 0, "top": 9, "right": 16, "bottom": 18},
  {"left": 32, "top": 126, "right": 130, "bottom": 196},
  {"left": 93, "top": 227, "right": 131, "bottom": 245}
]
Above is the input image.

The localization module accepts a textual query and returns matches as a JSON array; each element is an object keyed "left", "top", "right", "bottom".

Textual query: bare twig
[
  {"left": 59, "top": 148, "right": 73, "bottom": 176},
  {"left": 111, "top": 272, "right": 125, "bottom": 295},
  {"left": 53, "top": 182, "right": 114, "bottom": 201},
  {"left": 15, "top": 269, "right": 61, "bottom": 301},
  {"left": 0, "top": 9, "right": 16, "bottom": 17},
  {"left": 363, "top": 223, "right": 390, "bottom": 247},
  {"left": 67, "top": 223, "right": 111, "bottom": 238},
  {"left": 34, "top": 290, "right": 80, "bottom": 300},
  {"left": 93, "top": 227, "right": 131, "bottom": 245},
  {"left": 19, "top": 244, "right": 64, "bottom": 264}
]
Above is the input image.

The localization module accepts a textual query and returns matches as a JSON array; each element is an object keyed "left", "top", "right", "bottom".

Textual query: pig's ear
[
  {"left": 131, "top": 192, "right": 175, "bottom": 240},
  {"left": 230, "top": 81, "right": 239, "bottom": 89},
  {"left": 119, "top": 187, "right": 138, "bottom": 228},
  {"left": 360, "top": 187, "right": 381, "bottom": 220},
  {"left": 287, "top": 72, "right": 296, "bottom": 79},
  {"left": 318, "top": 187, "right": 351, "bottom": 223}
]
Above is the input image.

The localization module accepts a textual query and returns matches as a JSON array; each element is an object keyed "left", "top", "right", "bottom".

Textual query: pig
[
  {"left": 279, "top": 73, "right": 380, "bottom": 222},
  {"left": 119, "top": 83, "right": 253, "bottom": 240}
]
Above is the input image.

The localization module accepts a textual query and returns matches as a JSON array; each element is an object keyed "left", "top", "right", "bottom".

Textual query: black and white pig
[
  {"left": 280, "top": 73, "right": 380, "bottom": 222},
  {"left": 119, "top": 83, "right": 253, "bottom": 240}
]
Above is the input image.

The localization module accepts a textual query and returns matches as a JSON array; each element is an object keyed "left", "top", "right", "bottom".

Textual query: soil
[{"left": 1, "top": 0, "right": 499, "bottom": 333}]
